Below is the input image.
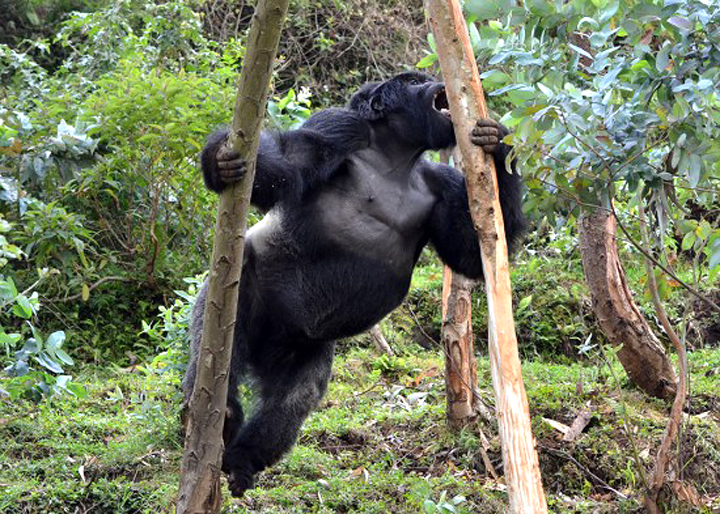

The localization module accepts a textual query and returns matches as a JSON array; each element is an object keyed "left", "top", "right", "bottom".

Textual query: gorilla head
[{"left": 348, "top": 71, "right": 456, "bottom": 150}]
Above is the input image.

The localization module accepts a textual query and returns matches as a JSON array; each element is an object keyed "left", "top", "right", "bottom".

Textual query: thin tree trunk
[
  {"left": 577, "top": 208, "right": 677, "bottom": 400},
  {"left": 638, "top": 202, "right": 688, "bottom": 513},
  {"left": 426, "top": 1, "right": 548, "bottom": 511},
  {"left": 442, "top": 266, "right": 479, "bottom": 428},
  {"left": 439, "top": 150, "right": 479, "bottom": 429},
  {"left": 176, "top": 1, "right": 289, "bottom": 512}
]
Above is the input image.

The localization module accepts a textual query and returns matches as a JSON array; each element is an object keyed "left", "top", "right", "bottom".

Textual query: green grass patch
[{"left": 1, "top": 340, "right": 718, "bottom": 513}]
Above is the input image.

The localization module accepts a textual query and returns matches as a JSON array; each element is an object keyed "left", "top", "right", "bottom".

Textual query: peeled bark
[
  {"left": 439, "top": 150, "right": 480, "bottom": 429},
  {"left": 578, "top": 208, "right": 676, "bottom": 400},
  {"left": 442, "top": 267, "right": 479, "bottom": 428}
]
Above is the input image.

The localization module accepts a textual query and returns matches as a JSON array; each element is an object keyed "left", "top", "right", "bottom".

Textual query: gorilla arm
[
  {"left": 423, "top": 134, "right": 525, "bottom": 280},
  {"left": 200, "top": 108, "right": 370, "bottom": 211}
]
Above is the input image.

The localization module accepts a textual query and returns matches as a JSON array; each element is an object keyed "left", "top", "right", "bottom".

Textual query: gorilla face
[{"left": 348, "top": 72, "right": 457, "bottom": 151}]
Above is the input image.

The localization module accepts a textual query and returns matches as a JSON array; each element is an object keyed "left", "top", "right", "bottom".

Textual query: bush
[{"left": 0, "top": 215, "right": 84, "bottom": 401}]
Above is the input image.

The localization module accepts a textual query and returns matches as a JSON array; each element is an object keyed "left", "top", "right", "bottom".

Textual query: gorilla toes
[
  {"left": 222, "top": 446, "right": 257, "bottom": 497},
  {"left": 216, "top": 147, "right": 247, "bottom": 185},
  {"left": 470, "top": 118, "right": 506, "bottom": 154},
  {"left": 227, "top": 467, "right": 255, "bottom": 498}
]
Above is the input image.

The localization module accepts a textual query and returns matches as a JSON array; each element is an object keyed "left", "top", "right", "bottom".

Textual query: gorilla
[{"left": 183, "top": 71, "right": 525, "bottom": 497}]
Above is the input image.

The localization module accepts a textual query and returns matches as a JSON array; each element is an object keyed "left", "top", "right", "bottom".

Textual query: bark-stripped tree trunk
[
  {"left": 578, "top": 208, "right": 677, "bottom": 401},
  {"left": 176, "top": 1, "right": 289, "bottom": 512},
  {"left": 440, "top": 150, "right": 480, "bottom": 429},
  {"left": 426, "top": 1, "right": 548, "bottom": 511},
  {"left": 442, "top": 266, "right": 479, "bottom": 428}
]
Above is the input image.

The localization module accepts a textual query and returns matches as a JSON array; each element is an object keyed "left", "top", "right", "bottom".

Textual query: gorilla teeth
[{"left": 433, "top": 89, "right": 451, "bottom": 118}]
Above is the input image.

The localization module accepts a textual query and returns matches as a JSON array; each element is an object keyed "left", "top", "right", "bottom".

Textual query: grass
[
  {"left": 1, "top": 343, "right": 718, "bottom": 513},
  {"left": 1, "top": 241, "right": 718, "bottom": 513}
]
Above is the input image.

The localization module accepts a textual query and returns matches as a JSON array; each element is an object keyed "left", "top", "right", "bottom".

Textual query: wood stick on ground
[
  {"left": 562, "top": 408, "right": 594, "bottom": 443},
  {"left": 369, "top": 324, "right": 395, "bottom": 356},
  {"left": 176, "top": 1, "right": 290, "bottom": 512},
  {"left": 425, "top": 1, "right": 548, "bottom": 512}
]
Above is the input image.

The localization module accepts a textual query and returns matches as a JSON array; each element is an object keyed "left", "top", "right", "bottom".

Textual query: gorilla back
[{"left": 184, "top": 71, "right": 525, "bottom": 497}]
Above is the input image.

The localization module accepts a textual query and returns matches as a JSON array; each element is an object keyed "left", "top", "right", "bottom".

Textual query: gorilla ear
[
  {"left": 349, "top": 82, "right": 386, "bottom": 121},
  {"left": 369, "top": 94, "right": 383, "bottom": 115}
]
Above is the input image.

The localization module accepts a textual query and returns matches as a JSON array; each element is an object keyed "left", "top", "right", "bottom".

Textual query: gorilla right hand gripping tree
[{"left": 184, "top": 72, "right": 525, "bottom": 497}]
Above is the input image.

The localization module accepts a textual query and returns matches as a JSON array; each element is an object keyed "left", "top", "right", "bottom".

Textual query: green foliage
[
  {"left": 16, "top": 198, "right": 94, "bottom": 269},
  {"left": 0, "top": 44, "right": 49, "bottom": 105},
  {"left": 0, "top": 217, "right": 83, "bottom": 401},
  {"left": 414, "top": 485, "right": 467, "bottom": 514},
  {"left": 372, "top": 354, "right": 416, "bottom": 380},
  {"left": 56, "top": 0, "right": 209, "bottom": 78},
  {"left": 20, "top": 119, "right": 98, "bottom": 187},
  {"left": 0, "top": 216, "right": 22, "bottom": 265},
  {"left": 416, "top": 0, "right": 720, "bottom": 289},
  {"left": 0, "top": 0, "right": 241, "bottom": 359},
  {"left": 267, "top": 87, "right": 314, "bottom": 129},
  {"left": 140, "top": 274, "right": 206, "bottom": 372},
  {"left": 0, "top": 0, "right": 108, "bottom": 46}
]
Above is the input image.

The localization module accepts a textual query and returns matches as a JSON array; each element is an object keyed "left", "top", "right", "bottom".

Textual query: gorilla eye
[{"left": 408, "top": 78, "right": 420, "bottom": 85}]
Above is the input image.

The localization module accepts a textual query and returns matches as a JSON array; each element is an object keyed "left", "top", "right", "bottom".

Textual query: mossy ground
[
  {"left": 1, "top": 343, "right": 718, "bottom": 513},
  {"left": 1, "top": 245, "right": 718, "bottom": 513}
]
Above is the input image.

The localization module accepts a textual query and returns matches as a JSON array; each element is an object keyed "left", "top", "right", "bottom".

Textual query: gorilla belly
[
  {"left": 292, "top": 254, "right": 411, "bottom": 340},
  {"left": 246, "top": 209, "right": 413, "bottom": 341}
]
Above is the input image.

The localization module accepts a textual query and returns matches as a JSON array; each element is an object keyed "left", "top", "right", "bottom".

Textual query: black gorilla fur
[{"left": 183, "top": 71, "right": 525, "bottom": 496}]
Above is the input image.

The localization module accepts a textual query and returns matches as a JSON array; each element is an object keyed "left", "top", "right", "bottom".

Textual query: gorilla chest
[{"left": 315, "top": 167, "right": 435, "bottom": 266}]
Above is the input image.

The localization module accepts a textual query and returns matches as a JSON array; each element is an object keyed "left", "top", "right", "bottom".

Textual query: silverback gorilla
[{"left": 183, "top": 71, "right": 525, "bottom": 497}]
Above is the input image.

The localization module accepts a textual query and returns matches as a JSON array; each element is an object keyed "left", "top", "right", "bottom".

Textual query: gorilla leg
[
  {"left": 223, "top": 341, "right": 335, "bottom": 497},
  {"left": 182, "top": 282, "right": 245, "bottom": 445}
]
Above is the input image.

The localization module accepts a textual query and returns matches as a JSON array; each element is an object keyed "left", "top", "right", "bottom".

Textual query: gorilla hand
[
  {"left": 470, "top": 118, "right": 509, "bottom": 154},
  {"left": 215, "top": 145, "right": 247, "bottom": 186}
]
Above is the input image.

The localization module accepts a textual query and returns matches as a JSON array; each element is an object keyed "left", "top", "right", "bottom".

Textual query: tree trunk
[
  {"left": 176, "top": 1, "right": 289, "bottom": 512},
  {"left": 578, "top": 208, "right": 676, "bottom": 400},
  {"left": 442, "top": 266, "right": 479, "bottom": 428},
  {"left": 427, "top": 1, "right": 548, "bottom": 511},
  {"left": 440, "top": 150, "right": 479, "bottom": 429}
]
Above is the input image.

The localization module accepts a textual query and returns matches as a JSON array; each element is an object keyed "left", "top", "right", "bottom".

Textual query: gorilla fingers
[
  {"left": 215, "top": 146, "right": 247, "bottom": 185},
  {"left": 470, "top": 118, "right": 509, "bottom": 154}
]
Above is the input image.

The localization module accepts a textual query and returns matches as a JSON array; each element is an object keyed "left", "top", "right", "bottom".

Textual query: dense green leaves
[
  {"left": 0, "top": 216, "right": 83, "bottom": 401},
  {"left": 452, "top": 0, "right": 720, "bottom": 282}
]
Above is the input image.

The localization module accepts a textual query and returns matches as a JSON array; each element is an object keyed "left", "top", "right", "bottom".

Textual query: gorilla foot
[
  {"left": 222, "top": 446, "right": 258, "bottom": 497},
  {"left": 227, "top": 467, "right": 255, "bottom": 498}
]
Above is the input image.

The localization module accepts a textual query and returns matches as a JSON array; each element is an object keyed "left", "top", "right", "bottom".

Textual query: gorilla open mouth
[{"left": 433, "top": 89, "right": 451, "bottom": 119}]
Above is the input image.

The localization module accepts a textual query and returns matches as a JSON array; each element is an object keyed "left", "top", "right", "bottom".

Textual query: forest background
[{"left": 0, "top": 0, "right": 718, "bottom": 512}]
